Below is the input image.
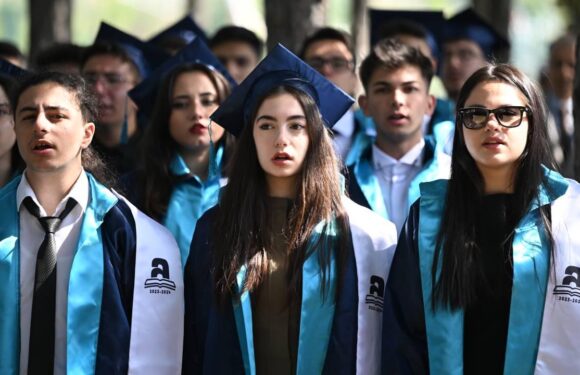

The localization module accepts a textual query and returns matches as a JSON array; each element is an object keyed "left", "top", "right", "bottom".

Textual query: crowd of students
[{"left": 0, "top": 6, "right": 578, "bottom": 375}]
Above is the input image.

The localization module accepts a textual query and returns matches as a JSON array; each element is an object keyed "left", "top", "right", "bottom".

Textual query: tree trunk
[
  {"left": 472, "top": 0, "right": 511, "bottom": 61},
  {"left": 265, "top": 0, "right": 327, "bottom": 53},
  {"left": 351, "top": 0, "right": 368, "bottom": 67},
  {"left": 573, "top": 33, "right": 580, "bottom": 179},
  {"left": 28, "top": 0, "right": 71, "bottom": 62}
]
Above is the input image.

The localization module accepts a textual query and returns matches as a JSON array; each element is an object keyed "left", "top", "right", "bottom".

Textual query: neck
[
  {"left": 179, "top": 147, "right": 210, "bottom": 181},
  {"left": 0, "top": 151, "right": 12, "bottom": 187},
  {"left": 480, "top": 165, "right": 516, "bottom": 194},
  {"left": 25, "top": 167, "right": 82, "bottom": 215},
  {"left": 266, "top": 175, "right": 297, "bottom": 199},
  {"left": 375, "top": 134, "right": 422, "bottom": 160},
  {"left": 95, "top": 111, "right": 137, "bottom": 149}
]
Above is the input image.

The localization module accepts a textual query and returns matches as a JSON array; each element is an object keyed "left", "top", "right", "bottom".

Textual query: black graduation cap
[
  {"left": 128, "top": 36, "right": 236, "bottom": 120},
  {"left": 443, "top": 8, "right": 510, "bottom": 58},
  {"left": 0, "top": 59, "right": 30, "bottom": 79},
  {"left": 149, "top": 15, "right": 208, "bottom": 47},
  {"left": 368, "top": 9, "right": 446, "bottom": 58},
  {"left": 211, "top": 44, "right": 354, "bottom": 137},
  {"left": 94, "top": 22, "right": 170, "bottom": 78}
]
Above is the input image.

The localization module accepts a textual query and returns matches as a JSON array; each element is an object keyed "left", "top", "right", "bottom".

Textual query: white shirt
[
  {"left": 17, "top": 171, "right": 89, "bottom": 375},
  {"left": 332, "top": 110, "right": 355, "bottom": 161},
  {"left": 372, "top": 140, "right": 425, "bottom": 234},
  {"left": 560, "top": 97, "right": 574, "bottom": 136}
]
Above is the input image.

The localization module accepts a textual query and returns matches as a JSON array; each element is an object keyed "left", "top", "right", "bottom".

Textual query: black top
[{"left": 464, "top": 193, "right": 515, "bottom": 375}]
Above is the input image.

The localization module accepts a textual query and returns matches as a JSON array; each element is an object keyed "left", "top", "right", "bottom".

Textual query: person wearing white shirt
[
  {"left": 347, "top": 39, "right": 452, "bottom": 234},
  {"left": 0, "top": 71, "right": 183, "bottom": 375}
]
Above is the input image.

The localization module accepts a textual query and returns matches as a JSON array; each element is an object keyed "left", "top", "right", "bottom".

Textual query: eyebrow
[
  {"left": 18, "top": 105, "right": 70, "bottom": 114},
  {"left": 255, "top": 114, "right": 306, "bottom": 122},
  {"left": 172, "top": 92, "right": 216, "bottom": 100}
]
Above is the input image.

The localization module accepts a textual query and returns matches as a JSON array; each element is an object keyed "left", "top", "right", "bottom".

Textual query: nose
[
  {"left": 33, "top": 114, "right": 50, "bottom": 135},
  {"left": 391, "top": 89, "right": 404, "bottom": 108},
  {"left": 274, "top": 126, "right": 289, "bottom": 147},
  {"left": 190, "top": 100, "right": 205, "bottom": 120},
  {"left": 484, "top": 113, "right": 501, "bottom": 131}
]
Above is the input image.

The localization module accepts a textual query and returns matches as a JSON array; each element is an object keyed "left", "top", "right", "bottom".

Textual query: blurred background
[{"left": 0, "top": 0, "right": 577, "bottom": 84}]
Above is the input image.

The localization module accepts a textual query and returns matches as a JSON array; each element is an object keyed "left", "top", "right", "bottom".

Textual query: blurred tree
[
  {"left": 29, "top": 0, "right": 71, "bottom": 62},
  {"left": 558, "top": 0, "right": 580, "bottom": 31},
  {"left": 265, "top": 0, "right": 327, "bottom": 53}
]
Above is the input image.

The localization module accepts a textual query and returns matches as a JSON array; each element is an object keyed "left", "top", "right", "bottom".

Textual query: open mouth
[
  {"left": 33, "top": 141, "right": 54, "bottom": 151},
  {"left": 272, "top": 152, "right": 293, "bottom": 161}
]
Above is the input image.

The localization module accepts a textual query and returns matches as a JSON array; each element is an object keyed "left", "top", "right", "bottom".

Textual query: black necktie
[{"left": 23, "top": 197, "right": 77, "bottom": 375}]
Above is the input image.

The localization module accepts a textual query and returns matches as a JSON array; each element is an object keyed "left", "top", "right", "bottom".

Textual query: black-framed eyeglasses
[
  {"left": 306, "top": 57, "right": 354, "bottom": 72},
  {"left": 458, "top": 106, "right": 531, "bottom": 130}
]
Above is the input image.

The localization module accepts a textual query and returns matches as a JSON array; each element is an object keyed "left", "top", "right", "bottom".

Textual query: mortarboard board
[
  {"left": 94, "top": 22, "right": 170, "bottom": 78},
  {"left": 129, "top": 36, "right": 236, "bottom": 120},
  {"left": 369, "top": 9, "right": 445, "bottom": 59},
  {"left": 149, "top": 15, "right": 207, "bottom": 47},
  {"left": 211, "top": 43, "right": 354, "bottom": 137},
  {"left": 0, "top": 58, "right": 30, "bottom": 79},
  {"left": 443, "top": 8, "right": 510, "bottom": 58}
]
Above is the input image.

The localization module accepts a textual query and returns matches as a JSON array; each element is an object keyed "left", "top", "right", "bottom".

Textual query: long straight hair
[
  {"left": 212, "top": 85, "right": 350, "bottom": 304},
  {"left": 432, "top": 64, "right": 557, "bottom": 310},
  {"left": 139, "top": 63, "right": 233, "bottom": 221}
]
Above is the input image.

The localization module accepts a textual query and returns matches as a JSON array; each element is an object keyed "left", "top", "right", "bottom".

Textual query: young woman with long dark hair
[
  {"left": 124, "top": 39, "right": 235, "bottom": 265},
  {"left": 382, "top": 63, "right": 580, "bottom": 374},
  {"left": 183, "top": 45, "right": 398, "bottom": 374}
]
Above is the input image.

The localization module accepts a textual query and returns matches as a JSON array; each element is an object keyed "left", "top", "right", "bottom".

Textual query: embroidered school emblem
[
  {"left": 365, "top": 275, "right": 385, "bottom": 312},
  {"left": 144, "top": 258, "right": 177, "bottom": 294},
  {"left": 553, "top": 265, "right": 580, "bottom": 304}
]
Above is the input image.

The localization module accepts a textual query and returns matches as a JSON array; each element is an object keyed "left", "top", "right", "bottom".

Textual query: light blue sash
[
  {"left": 352, "top": 151, "right": 389, "bottom": 220},
  {"left": 164, "top": 146, "right": 224, "bottom": 268},
  {"left": 417, "top": 169, "right": 568, "bottom": 374},
  {"left": 232, "top": 219, "right": 338, "bottom": 375},
  {"left": 0, "top": 173, "right": 117, "bottom": 374},
  {"left": 0, "top": 176, "right": 22, "bottom": 374}
]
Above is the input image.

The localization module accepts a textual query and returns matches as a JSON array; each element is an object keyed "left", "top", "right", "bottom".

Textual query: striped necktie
[{"left": 22, "top": 197, "right": 77, "bottom": 375}]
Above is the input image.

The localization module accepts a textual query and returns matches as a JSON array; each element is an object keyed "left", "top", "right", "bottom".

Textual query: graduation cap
[
  {"left": 94, "top": 22, "right": 170, "bottom": 78},
  {"left": 443, "top": 8, "right": 510, "bottom": 58},
  {"left": 149, "top": 15, "right": 208, "bottom": 48},
  {"left": 0, "top": 58, "right": 30, "bottom": 79},
  {"left": 211, "top": 43, "right": 354, "bottom": 137},
  {"left": 369, "top": 9, "right": 445, "bottom": 58},
  {"left": 129, "top": 36, "right": 236, "bottom": 120}
]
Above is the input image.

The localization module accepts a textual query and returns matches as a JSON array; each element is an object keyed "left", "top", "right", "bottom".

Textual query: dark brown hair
[
  {"left": 432, "top": 63, "right": 557, "bottom": 310},
  {"left": 212, "top": 85, "right": 350, "bottom": 304},
  {"left": 139, "top": 63, "right": 233, "bottom": 221},
  {"left": 359, "top": 38, "right": 433, "bottom": 90},
  {"left": 12, "top": 71, "right": 116, "bottom": 187}
]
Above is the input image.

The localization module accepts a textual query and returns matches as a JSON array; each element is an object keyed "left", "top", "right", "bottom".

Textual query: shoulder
[{"left": 343, "top": 196, "right": 397, "bottom": 250}]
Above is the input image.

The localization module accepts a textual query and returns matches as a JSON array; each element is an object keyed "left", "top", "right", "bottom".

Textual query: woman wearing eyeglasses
[{"left": 382, "top": 63, "right": 580, "bottom": 374}]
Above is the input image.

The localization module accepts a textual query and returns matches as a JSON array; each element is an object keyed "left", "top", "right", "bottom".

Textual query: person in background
[
  {"left": 124, "top": 38, "right": 236, "bottom": 267},
  {"left": 0, "top": 71, "right": 183, "bottom": 374},
  {"left": 348, "top": 39, "right": 452, "bottom": 235},
  {"left": 300, "top": 27, "right": 369, "bottom": 162},
  {"left": 440, "top": 8, "right": 510, "bottom": 103},
  {"left": 34, "top": 43, "right": 85, "bottom": 75},
  {"left": 382, "top": 63, "right": 580, "bottom": 374},
  {"left": 183, "top": 44, "right": 397, "bottom": 374},
  {"left": 209, "top": 25, "right": 263, "bottom": 83},
  {"left": 369, "top": 9, "right": 455, "bottom": 136},
  {"left": 545, "top": 33, "right": 577, "bottom": 177},
  {"left": 81, "top": 23, "right": 169, "bottom": 175},
  {"left": 0, "top": 40, "right": 27, "bottom": 68}
]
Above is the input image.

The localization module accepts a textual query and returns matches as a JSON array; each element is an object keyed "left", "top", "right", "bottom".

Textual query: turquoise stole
[
  {"left": 164, "top": 146, "right": 224, "bottom": 268},
  {"left": 232, "top": 219, "right": 339, "bottom": 375},
  {"left": 0, "top": 173, "right": 118, "bottom": 374},
  {"left": 417, "top": 169, "right": 569, "bottom": 374}
]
